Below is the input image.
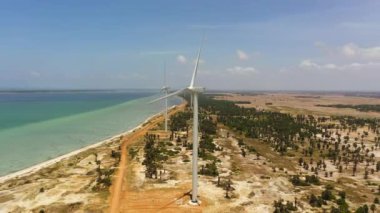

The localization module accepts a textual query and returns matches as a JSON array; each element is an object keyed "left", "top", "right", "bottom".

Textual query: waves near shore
[{"left": 0, "top": 91, "right": 181, "bottom": 177}]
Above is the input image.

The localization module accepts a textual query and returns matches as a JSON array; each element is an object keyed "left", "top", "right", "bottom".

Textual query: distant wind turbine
[
  {"left": 161, "top": 62, "right": 169, "bottom": 132},
  {"left": 150, "top": 40, "right": 205, "bottom": 204}
]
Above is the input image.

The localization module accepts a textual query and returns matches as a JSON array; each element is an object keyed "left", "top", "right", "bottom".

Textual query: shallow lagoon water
[{"left": 0, "top": 90, "right": 181, "bottom": 176}]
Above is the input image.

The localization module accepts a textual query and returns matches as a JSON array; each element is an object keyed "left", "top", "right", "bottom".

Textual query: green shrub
[
  {"left": 128, "top": 147, "right": 139, "bottom": 160},
  {"left": 200, "top": 161, "right": 219, "bottom": 177},
  {"left": 309, "top": 193, "right": 324, "bottom": 207},
  {"left": 321, "top": 189, "right": 335, "bottom": 201}
]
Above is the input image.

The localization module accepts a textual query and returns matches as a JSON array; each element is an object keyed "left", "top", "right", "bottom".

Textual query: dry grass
[{"left": 216, "top": 93, "right": 380, "bottom": 118}]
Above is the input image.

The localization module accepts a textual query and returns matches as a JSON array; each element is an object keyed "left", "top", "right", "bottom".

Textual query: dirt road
[{"left": 109, "top": 104, "right": 186, "bottom": 213}]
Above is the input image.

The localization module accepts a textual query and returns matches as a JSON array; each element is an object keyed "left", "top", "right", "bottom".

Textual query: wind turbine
[
  {"left": 161, "top": 62, "right": 170, "bottom": 132},
  {"left": 150, "top": 41, "right": 204, "bottom": 204}
]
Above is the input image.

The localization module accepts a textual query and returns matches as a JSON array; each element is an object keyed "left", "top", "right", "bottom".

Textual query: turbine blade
[
  {"left": 163, "top": 61, "right": 166, "bottom": 86},
  {"left": 149, "top": 88, "right": 186, "bottom": 103},
  {"left": 189, "top": 37, "right": 204, "bottom": 88}
]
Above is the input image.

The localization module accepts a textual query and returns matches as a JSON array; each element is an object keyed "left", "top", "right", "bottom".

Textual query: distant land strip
[{"left": 316, "top": 104, "right": 380, "bottom": 113}]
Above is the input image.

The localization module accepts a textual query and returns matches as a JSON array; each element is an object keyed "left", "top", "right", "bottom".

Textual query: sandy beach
[
  {"left": 0, "top": 105, "right": 180, "bottom": 212},
  {"left": 0, "top": 104, "right": 180, "bottom": 184},
  {"left": 0, "top": 134, "right": 123, "bottom": 184}
]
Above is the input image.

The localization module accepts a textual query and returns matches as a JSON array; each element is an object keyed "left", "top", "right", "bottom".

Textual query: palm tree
[
  {"left": 370, "top": 204, "right": 376, "bottom": 213},
  {"left": 225, "top": 179, "right": 232, "bottom": 199},
  {"left": 364, "top": 170, "right": 369, "bottom": 179},
  {"left": 353, "top": 162, "right": 357, "bottom": 176}
]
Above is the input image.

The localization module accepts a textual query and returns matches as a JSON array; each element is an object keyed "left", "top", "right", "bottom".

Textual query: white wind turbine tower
[
  {"left": 161, "top": 63, "right": 170, "bottom": 132},
  {"left": 150, "top": 41, "right": 204, "bottom": 204}
]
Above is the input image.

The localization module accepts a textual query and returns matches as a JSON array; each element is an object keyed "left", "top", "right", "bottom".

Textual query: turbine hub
[
  {"left": 161, "top": 86, "right": 170, "bottom": 92},
  {"left": 187, "top": 86, "right": 205, "bottom": 93}
]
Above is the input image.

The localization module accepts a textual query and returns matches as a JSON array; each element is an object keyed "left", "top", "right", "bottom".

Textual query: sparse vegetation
[
  {"left": 317, "top": 104, "right": 380, "bottom": 113},
  {"left": 200, "top": 161, "right": 219, "bottom": 177},
  {"left": 290, "top": 175, "right": 320, "bottom": 186},
  {"left": 142, "top": 134, "right": 167, "bottom": 179},
  {"left": 196, "top": 94, "right": 380, "bottom": 212},
  {"left": 128, "top": 147, "right": 139, "bottom": 160},
  {"left": 273, "top": 199, "right": 297, "bottom": 212},
  {"left": 4, "top": 93, "right": 379, "bottom": 212}
]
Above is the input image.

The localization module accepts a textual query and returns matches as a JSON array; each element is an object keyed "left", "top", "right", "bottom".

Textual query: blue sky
[{"left": 1, "top": 0, "right": 380, "bottom": 91}]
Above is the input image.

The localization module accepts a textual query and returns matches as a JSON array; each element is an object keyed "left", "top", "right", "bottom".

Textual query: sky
[{"left": 0, "top": 0, "right": 380, "bottom": 91}]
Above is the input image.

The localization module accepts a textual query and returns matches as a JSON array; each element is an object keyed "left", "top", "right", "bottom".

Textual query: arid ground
[
  {"left": 1, "top": 93, "right": 379, "bottom": 213},
  {"left": 215, "top": 92, "right": 380, "bottom": 118}
]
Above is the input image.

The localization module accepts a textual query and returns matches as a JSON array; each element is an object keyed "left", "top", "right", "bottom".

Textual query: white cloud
[
  {"left": 237, "top": 49, "right": 249, "bottom": 60},
  {"left": 341, "top": 43, "right": 357, "bottom": 57},
  {"left": 300, "top": 42, "right": 380, "bottom": 73},
  {"left": 344, "top": 62, "right": 380, "bottom": 69},
  {"left": 177, "top": 54, "right": 187, "bottom": 64},
  {"left": 361, "top": 46, "right": 380, "bottom": 60},
  {"left": 30, "top": 71, "right": 41, "bottom": 77},
  {"left": 299, "top": 60, "right": 339, "bottom": 70},
  {"left": 324, "top": 63, "right": 337, "bottom": 69},
  {"left": 299, "top": 59, "right": 319, "bottom": 69},
  {"left": 299, "top": 59, "right": 380, "bottom": 71},
  {"left": 314, "top": 42, "right": 380, "bottom": 61},
  {"left": 226, "top": 66, "right": 258, "bottom": 75}
]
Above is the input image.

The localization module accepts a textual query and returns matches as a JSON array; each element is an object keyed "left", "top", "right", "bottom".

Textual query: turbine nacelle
[
  {"left": 161, "top": 86, "right": 170, "bottom": 92},
  {"left": 187, "top": 86, "right": 205, "bottom": 94}
]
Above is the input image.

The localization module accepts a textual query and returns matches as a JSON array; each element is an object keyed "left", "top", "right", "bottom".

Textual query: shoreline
[{"left": 0, "top": 105, "right": 177, "bottom": 184}]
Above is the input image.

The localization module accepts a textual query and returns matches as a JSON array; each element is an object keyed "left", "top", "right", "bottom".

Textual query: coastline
[{"left": 0, "top": 105, "right": 177, "bottom": 184}]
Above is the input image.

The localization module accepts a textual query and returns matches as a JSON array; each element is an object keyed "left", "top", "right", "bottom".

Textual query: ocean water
[{"left": 0, "top": 90, "right": 182, "bottom": 176}]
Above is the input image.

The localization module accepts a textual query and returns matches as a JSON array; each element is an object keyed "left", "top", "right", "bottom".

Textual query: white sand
[{"left": 0, "top": 106, "right": 177, "bottom": 184}]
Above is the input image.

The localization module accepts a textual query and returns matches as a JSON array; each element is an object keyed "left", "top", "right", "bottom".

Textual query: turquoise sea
[{"left": 0, "top": 90, "right": 181, "bottom": 176}]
